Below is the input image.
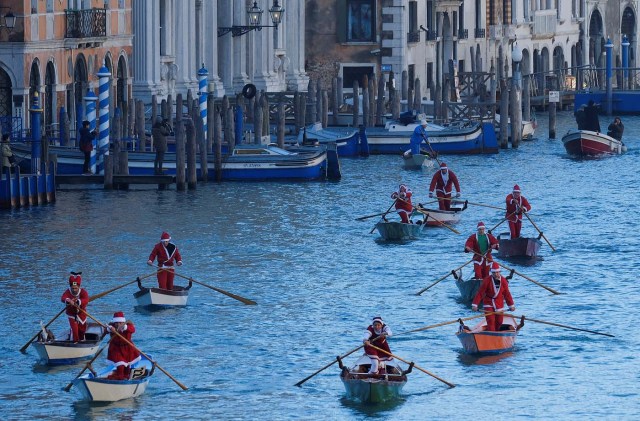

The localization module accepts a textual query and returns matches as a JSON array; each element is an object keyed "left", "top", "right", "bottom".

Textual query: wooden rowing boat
[
  {"left": 497, "top": 232, "right": 542, "bottom": 259},
  {"left": 72, "top": 354, "right": 155, "bottom": 402},
  {"left": 32, "top": 322, "right": 107, "bottom": 365},
  {"left": 456, "top": 315, "right": 525, "bottom": 355},
  {"left": 133, "top": 279, "right": 192, "bottom": 308},
  {"left": 338, "top": 355, "right": 412, "bottom": 404},
  {"left": 453, "top": 272, "right": 481, "bottom": 304},
  {"left": 413, "top": 200, "right": 467, "bottom": 227},
  {"left": 401, "top": 151, "right": 436, "bottom": 170},
  {"left": 374, "top": 220, "right": 427, "bottom": 241}
]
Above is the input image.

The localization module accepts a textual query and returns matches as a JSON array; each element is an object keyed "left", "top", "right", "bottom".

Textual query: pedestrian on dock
[
  {"left": 505, "top": 184, "right": 531, "bottom": 239},
  {"left": 60, "top": 272, "right": 89, "bottom": 342},
  {"left": 147, "top": 231, "right": 183, "bottom": 290},
  {"left": 79, "top": 121, "right": 96, "bottom": 175},
  {"left": 363, "top": 316, "right": 393, "bottom": 375},
  {"left": 1, "top": 133, "right": 15, "bottom": 173},
  {"left": 428, "top": 162, "right": 461, "bottom": 211},
  {"left": 391, "top": 184, "right": 413, "bottom": 223},
  {"left": 152, "top": 117, "right": 171, "bottom": 174},
  {"left": 472, "top": 262, "right": 516, "bottom": 331}
]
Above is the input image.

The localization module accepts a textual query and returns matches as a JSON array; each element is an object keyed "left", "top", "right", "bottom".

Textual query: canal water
[{"left": 1, "top": 111, "right": 639, "bottom": 420}]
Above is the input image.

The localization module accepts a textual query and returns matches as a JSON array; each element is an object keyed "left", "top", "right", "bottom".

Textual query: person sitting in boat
[
  {"left": 409, "top": 119, "right": 429, "bottom": 155},
  {"left": 60, "top": 272, "right": 89, "bottom": 343},
  {"left": 464, "top": 221, "right": 499, "bottom": 280},
  {"left": 106, "top": 311, "right": 141, "bottom": 380},
  {"left": 607, "top": 117, "right": 624, "bottom": 142},
  {"left": 147, "top": 231, "right": 183, "bottom": 290},
  {"left": 391, "top": 184, "right": 413, "bottom": 223},
  {"left": 429, "top": 162, "right": 461, "bottom": 211},
  {"left": 472, "top": 262, "right": 516, "bottom": 331},
  {"left": 363, "top": 316, "right": 393, "bottom": 375},
  {"left": 505, "top": 184, "right": 531, "bottom": 239}
]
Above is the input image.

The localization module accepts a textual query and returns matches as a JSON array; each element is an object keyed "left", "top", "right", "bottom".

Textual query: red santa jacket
[
  {"left": 472, "top": 275, "right": 515, "bottom": 311},
  {"left": 506, "top": 194, "right": 531, "bottom": 222},
  {"left": 363, "top": 324, "right": 392, "bottom": 359},
  {"left": 107, "top": 322, "right": 141, "bottom": 366},
  {"left": 464, "top": 233, "right": 499, "bottom": 262},
  {"left": 391, "top": 189, "right": 413, "bottom": 213},
  {"left": 148, "top": 242, "right": 182, "bottom": 268},
  {"left": 429, "top": 170, "right": 461, "bottom": 196},
  {"left": 61, "top": 288, "right": 89, "bottom": 323}
]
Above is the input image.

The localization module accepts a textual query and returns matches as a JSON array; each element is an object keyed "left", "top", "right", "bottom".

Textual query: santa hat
[
  {"left": 513, "top": 184, "right": 521, "bottom": 193},
  {"left": 477, "top": 221, "right": 486, "bottom": 230},
  {"left": 69, "top": 272, "right": 82, "bottom": 287},
  {"left": 490, "top": 262, "right": 501, "bottom": 273},
  {"left": 372, "top": 316, "right": 383, "bottom": 324},
  {"left": 111, "top": 311, "right": 126, "bottom": 323},
  {"left": 399, "top": 184, "right": 407, "bottom": 192},
  {"left": 160, "top": 232, "right": 171, "bottom": 241},
  {"left": 440, "top": 162, "right": 448, "bottom": 169}
]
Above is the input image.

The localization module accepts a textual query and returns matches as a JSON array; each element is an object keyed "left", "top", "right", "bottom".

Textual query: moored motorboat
[
  {"left": 495, "top": 114, "right": 537, "bottom": 141},
  {"left": 413, "top": 200, "right": 467, "bottom": 227},
  {"left": 337, "top": 354, "right": 412, "bottom": 404},
  {"left": 456, "top": 315, "right": 524, "bottom": 355},
  {"left": 72, "top": 354, "right": 155, "bottom": 402},
  {"left": 133, "top": 279, "right": 192, "bottom": 308},
  {"left": 297, "top": 123, "right": 365, "bottom": 157},
  {"left": 32, "top": 323, "right": 107, "bottom": 365},
  {"left": 497, "top": 232, "right": 542, "bottom": 259},
  {"left": 561, "top": 129, "right": 626, "bottom": 156}
]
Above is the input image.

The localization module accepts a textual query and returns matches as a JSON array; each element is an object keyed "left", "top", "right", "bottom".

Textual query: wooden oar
[
  {"left": 496, "top": 260, "right": 560, "bottom": 295},
  {"left": 507, "top": 314, "right": 614, "bottom": 337},
  {"left": 63, "top": 339, "right": 110, "bottom": 392},
  {"left": 78, "top": 307, "right": 188, "bottom": 390},
  {"left": 19, "top": 271, "right": 159, "bottom": 353},
  {"left": 295, "top": 343, "right": 364, "bottom": 387},
  {"left": 366, "top": 343, "right": 455, "bottom": 388},
  {"left": 413, "top": 207, "right": 460, "bottom": 234},
  {"left": 523, "top": 212, "right": 556, "bottom": 251},
  {"left": 420, "top": 133, "right": 441, "bottom": 165},
  {"left": 170, "top": 271, "right": 257, "bottom": 305},
  {"left": 464, "top": 200, "right": 505, "bottom": 211},
  {"left": 356, "top": 211, "right": 390, "bottom": 221},
  {"left": 416, "top": 259, "right": 473, "bottom": 295},
  {"left": 488, "top": 210, "right": 518, "bottom": 235},
  {"left": 400, "top": 312, "right": 495, "bottom": 334},
  {"left": 370, "top": 199, "right": 397, "bottom": 234}
]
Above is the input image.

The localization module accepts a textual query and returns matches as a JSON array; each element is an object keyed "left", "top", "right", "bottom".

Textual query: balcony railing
[
  {"left": 407, "top": 31, "right": 420, "bottom": 43},
  {"left": 65, "top": 8, "right": 106, "bottom": 39},
  {"left": 458, "top": 29, "right": 468, "bottom": 39},
  {"left": 474, "top": 28, "right": 485, "bottom": 38},
  {"left": 425, "top": 30, "right": 437, "bottom": 41}
]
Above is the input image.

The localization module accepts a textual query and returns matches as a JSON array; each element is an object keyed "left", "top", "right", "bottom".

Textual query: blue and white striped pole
[
  {"left": 198, "top": 65, "right": 208, "bottom": 136},
  {"left": 83, "top": 90, "right": 98, "bottom": 174},
  {"left": 97, "top": 63, "right": 111, "bottom": 174}
]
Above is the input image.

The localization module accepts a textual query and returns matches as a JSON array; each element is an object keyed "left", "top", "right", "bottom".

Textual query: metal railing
[
  {"left": 65, "top": 8, "right": 106, "bottom": 39},
  {"left": 407, "top": 31, "right": 420, "bottom": 43},
  {"left": 458, "top": 29, "right": 468, "bottom": 39},
  {"left": 474, "top": 28, "right": 485, "bottom": 38},
  {"left": 424, "top": 30, "right": 437, "bottom": 41}
]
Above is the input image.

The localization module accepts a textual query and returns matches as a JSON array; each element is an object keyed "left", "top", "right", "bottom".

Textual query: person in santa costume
[
  {"left": 472, "top": 262, "right": 516, "bottom": 331},
  {"left": 505, "top": 184, "right": 532, "bottom": 239},
  {"left": 428, "top": 162, "right": 461, "bottom": 210},
  {"left": 60, "top": 272, "right": 89, "bottom": 342},
  {"left": 464, "top": 221, "right": 499, "bottom": 279},
  {"left": 147, "top": 231, "right": 183, "bottom": 290},
  {"left": 363, "top": 316, "right": 393, "bottom": 374},
  {"left": 391, "top": 184, "right": 413, "bottom": 223},
  {"left": 106, "top": 311, "right": 141, "bottom": 380}
]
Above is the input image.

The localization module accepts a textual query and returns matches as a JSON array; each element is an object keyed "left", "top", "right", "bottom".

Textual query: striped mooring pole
[
  {"left": 97, "top": 63, "right": 111, "bottom": 174},
  {"left": 198, "top": 64, "right": 208, "bottom": 136},
  {"left": 83, "top": 90, "right": 98, "bottom": 174}
]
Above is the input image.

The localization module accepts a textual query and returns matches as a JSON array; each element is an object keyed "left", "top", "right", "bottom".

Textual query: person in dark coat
[
  {"left": 583, "top": 100, "right": 601, "bottom": 132},
  {"left": 607, "top": 117, "right": 624, "bottom": 142},
  {"left": 151, "top": 117, "right": 170, "bottom": 174},
  {"left": 79, "top": 121, "right": 96, "bottom": 174}
]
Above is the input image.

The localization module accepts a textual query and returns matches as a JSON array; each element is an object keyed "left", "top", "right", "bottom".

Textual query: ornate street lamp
[
  {"left": 0, "top": 9, "right": 16, "bottom": 31},
  {"left": 218, "top": 1, "right": 285, "bottom": 37}
]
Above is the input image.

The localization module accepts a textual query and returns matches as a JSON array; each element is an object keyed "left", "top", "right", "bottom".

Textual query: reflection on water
[{"left": 457, "top": 351, "right": 516, "bottom": 366}]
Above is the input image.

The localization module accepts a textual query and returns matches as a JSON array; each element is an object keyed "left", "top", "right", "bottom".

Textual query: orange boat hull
[{"left": 456, "top": 316, "right": 520, "bottom": 355}]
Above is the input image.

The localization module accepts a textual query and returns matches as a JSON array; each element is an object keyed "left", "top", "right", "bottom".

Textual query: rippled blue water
[{"left": 1, "top": 111, "right": 639, "bottom": 420}]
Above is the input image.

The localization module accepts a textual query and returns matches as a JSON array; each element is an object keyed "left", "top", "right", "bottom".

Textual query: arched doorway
[
  {"left": 73, "top": 54, "right": 88, "bottom": 131},
  {"left": 29, "top": 60, "right": 41, "bottom": 106},
  {"left": 0, "top": 68, "right": 12, "bottom": 135},
  {"left": 116, "top": 55, "right": 127, "bottom": 111},
  {"left": 621, "top": 7, "right": 636, "bottom": 67},
  {"left": 45, "top": 61, "right": 56, "bottom": 139},
  {"left": 588, "top": 9, "right": 604, "bottom": 67}
]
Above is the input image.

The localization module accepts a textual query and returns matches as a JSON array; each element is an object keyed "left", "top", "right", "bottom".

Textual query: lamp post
[
  {"left": 218, "top": 0, "right": 285, "bottom": 37},
  {"left": 0, "top": 10, "right": 16, "bottom": 30}
]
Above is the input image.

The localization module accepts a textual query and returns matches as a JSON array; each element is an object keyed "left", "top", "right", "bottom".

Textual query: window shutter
[{"left": 337, "top": 0, "right": 347, "bottom": 43}]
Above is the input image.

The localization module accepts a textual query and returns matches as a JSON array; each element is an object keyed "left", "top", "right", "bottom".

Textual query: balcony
[
  {"left": 65, "top": 8, "right": 106, "bottom": 39},
  {"left": 458, "top": 29, "right": 468, "bottom": 39},
  {"left": 425, "top": 29, "right": 437, "bottom": 41},
  {"left": 407, "top": 31, "right": 420, "bottom": 43},
  {"left": 474, "top": 28, "right": 485, "bottom": 38}
]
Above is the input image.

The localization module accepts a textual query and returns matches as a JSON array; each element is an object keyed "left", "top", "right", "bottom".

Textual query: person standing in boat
[
  {"left": 391, "top": 184, "right": 413, "bottom": 223},
  {"left": 1, "top": 133, "right": 15, "bottom": 173},
  {"left": 60, "top": 272, "right": 89, "bottom": 342},
  {"left": 429, "top": 162, "right": 461, "bottom": 211},
  {"left": 607, "top": 117, "right": 624, "bottom": 142},
  {"left": 464, "top": 221, "right": 499, "bottom": 279},
  {"left": 583, "top": 100, "right": 601, "bottom": 132},
  {"left": 151, "top": 117, "right": 171, "bottom": 174},
  {"left": 472, "top": 262, "right": 516, "bottom": 331},
  {"left": 363, "top": 316, "right": 393, "bottom": 375},
  {"left": 409, "top": 119, "right": 429, "bottom": 155},
  {"left": 147, "top": 231, "right": 183, "bottom": 290},
  {"left": 505, "top": 184, "right": 531, "bottom": 239},
  {"left": 106, "top": 311, "right": 141, "bottom": 380},
  {"left": 78, "top": 120, "right": 97, "bottom": 175}
]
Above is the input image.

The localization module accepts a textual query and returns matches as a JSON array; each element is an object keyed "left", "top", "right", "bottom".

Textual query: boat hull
[
  {"left": 561, "top": 130, "right": 625, "bottom": 156},
  {"left": 402, "top": 152, "right": 435, "bottom": 170},
  {"left": 375, "top": 221, "right": 426, "bottom": 241},
  {"left": 498, "top": 234, "right": 542, "bottom": 259},
  {"left": 341, "top": 377, "right": 406, "bottom": 404},
  {"left": 413, "top": 201, "right": 466, "bottom": 227},
  {"left": 73, "top": 356, "right": 154, "bottom": 402},
  {"left": 298, "top": 123, "right": 362, "bottom": 157},
  {"left": 456, "top": 316, "right": 520, "bottom": 355},
  {"left": 33, "top": 323, "right": 106, "bottom": 365},
  {"left": 455, "top": 276, "right": 481, "bottom": 304},
  {"left": 134, "top": 286, "right": 190, "bottom": 308}
]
